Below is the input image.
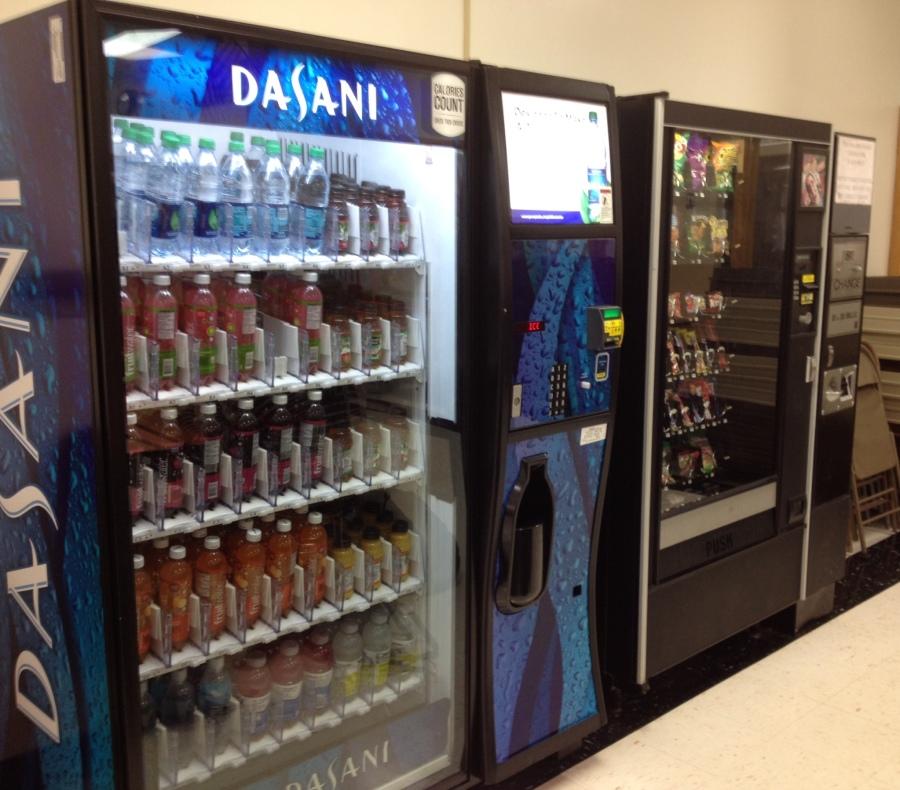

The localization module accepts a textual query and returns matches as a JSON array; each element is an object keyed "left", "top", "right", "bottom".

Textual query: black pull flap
[{"left": 497, "top": 454, "right": 554, "bottom": 614}]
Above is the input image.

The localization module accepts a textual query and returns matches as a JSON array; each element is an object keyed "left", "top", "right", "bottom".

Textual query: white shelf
[
  {"left": 120, "top": 252, "right": 424, "bottom": 274},
  {"left": 125, "top": 362, "right": 423, "bottom": 413},
  {"left": 157, "top": 674, "right": 424, "bottom": 790},
  {"left": 132, "top": 465, "right": 424, "bottom": 543},
  {"left": 139, "top": 576, "right": 423, "bottom": 682}
]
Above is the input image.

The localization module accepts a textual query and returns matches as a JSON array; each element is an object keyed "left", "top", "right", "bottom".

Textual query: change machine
[{"left": 471, "top": 67, "right": 624, "bottom": 783}]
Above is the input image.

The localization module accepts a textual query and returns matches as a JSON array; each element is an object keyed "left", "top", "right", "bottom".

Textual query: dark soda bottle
[
  {"left": 186, "top": 402, "right": 223, "bottom": 510},
  {"left": 226, "top": 398, "right": 259, "bottom": 498},
  {"left": 262, "top": 393, "right": 293, "bottom": 494}
]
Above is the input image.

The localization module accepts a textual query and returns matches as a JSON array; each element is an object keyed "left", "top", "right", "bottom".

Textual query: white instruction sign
[{"left": 834, "top": 135, "right": 875, "bottom": 206}]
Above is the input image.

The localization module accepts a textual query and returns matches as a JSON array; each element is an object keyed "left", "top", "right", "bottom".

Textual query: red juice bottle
[
  {"left": 227, "top": 398, "right": 259, "bottom": 497},
  {"left": 122, "top": 276, "right": 137, "bottom": 392},
  {"left": 186, "top": 402, "right": 223, "bottom": 510},
  {"left": 126, "top": 412, "right": 145, "bottom": 525},
  {"left": 262, "top": 393, "right": 293, "bottom": 494},
  {"left": 220, "top": 273, "right": 257, "bottom": 382},
  {"left": 299, "top": 390, "right": 326, "bottom": 484},
  {"left": 180, "top": 273, "right": 218, "bottom": 386},
  {"left": 143, "top": 274, "right": 178, "bottom": 390},
  {"left": 155, "top": 408, "right": 185, "bottom": 518},
  {"left": 289, "top": 272, "right": 323, "bottom": 375}
]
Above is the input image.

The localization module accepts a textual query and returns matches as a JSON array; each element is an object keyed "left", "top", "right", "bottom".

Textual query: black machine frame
[
  {"left": 603, "top": 94, "right": 830, "bottom": 685},
  {"left": 73, "top": 1, "right": 477, "bottom": 787},
  {"left": 470, "top": 66, "right": 623, "bottom": 784}
]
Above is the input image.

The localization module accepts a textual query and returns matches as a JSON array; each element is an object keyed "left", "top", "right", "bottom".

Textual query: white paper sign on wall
[{"left": 834, "top": 135, "right": 876, "bottom": 206}]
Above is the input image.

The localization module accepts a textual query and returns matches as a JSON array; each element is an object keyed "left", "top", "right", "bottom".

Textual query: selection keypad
[{"left": 548, "top": 363, "right": 568, "bottom": 417}]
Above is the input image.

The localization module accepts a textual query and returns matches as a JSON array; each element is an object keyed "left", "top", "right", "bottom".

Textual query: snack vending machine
[
  {"left": 0, "top": 2, "right": 472, "bottom": 788},
  {"left": 471, "top": 67, "right": 623, "bottom": 783},
  {"left": 603, "top": 96, "right": 831, "bottom": 684}
]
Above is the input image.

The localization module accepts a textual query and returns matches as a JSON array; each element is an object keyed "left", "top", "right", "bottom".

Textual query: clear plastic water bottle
[
  {"left": 219, "top": 131, "right": 244, "bottom": 171},
  {"left": 286, "top": 143, "right": 305, "bottom": 257},
  {"left": 112, "top": 118, "right": 128, "bottom": 192},
  {"left": 187, "top": 137, "right": 221, "bottom": 258},
  {"left": 148, "top": 133, "right": 187, "bottom": 258},
  {"left": 246, "top": 135, "right": 266, "bottom": 175},
  {"left": 298, "top": 146, "right": 329, "bottom": 257},
  {"left": 176, "top": 134, "right": 194, "bottom": 176},
  {"left": 125, "top": 127, "right": 158, "bottom": 257},
  {"left": 257, "top": 140, "right": 290, "bottom": 259},
  {"left": 220, "top": 140, "right": 255, "bottom": 258}
]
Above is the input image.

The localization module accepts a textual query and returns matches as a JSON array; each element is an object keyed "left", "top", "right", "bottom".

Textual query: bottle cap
[
  {"left": 113, "top": 118, "right": 129, "bottom": 130},
  {"left": 200, "top": 402, "right": 217, "bottom": 416},
  {"left": 228, "top": 140, "right": 245, "bottom": 153},
  {"left": 194, "top": 529, "right": 208, "bottom": 539},
  {"left": 152, "top": 537, "right": 170, "bottom": 549},
  {"left": 276, "top": 518, "right": 291, "bottom": 533},
  {"left": 230, "top": 131, "right": 244, "bottom": 142},
  {"left": 127, "top": 413, "right": 137, "bottom": 426},
  {"left": 245, "top": 650, "right": 267, "bottom": 668},
  {"left": 198, "top": 137, "right": 214, "bottom": 150},
  {"left": 203, "top": 535, "right": 221, "bottom": 550},
  {"left": 239, "top": 519, "right": 254, "bottom": 530},
  {"left": 173, "top": 668, "right": 188, "bottom": 682},
  {"left": 179, "top": 134, "right": 191, "bottom": 146},
  {"left": 193, "top": 273, "right": 211, "bottom": 285},
  {"left": 169, "top": 545, "right": 186, "bottom": 560},
  {"left": 310, "top": 146, "right": 325, "bottom": 159},
  {"left": 161, "top": 134, "right": 179, "bottom": 150},
  {"left": 160, "top": 407, "right": 178, "bottom": 421},
  {"left": 246, "top": 528, "right": 262, "bottom": 543},
  {"left": 251, "top": 135, "right": 266, "bottom": 147},
  {"left": 309, "top": 626, "right": 329, "bottom": 645},
  {"left": 152, "top": 274, "right": 171, "bottom": 287},
  {"left": 122, "top": 126, "right": 136, "bottom": 142},
  {"left": 392, "top": 520, "right": 409, "bottom": 534},
  {"left": 272, "top": 394, "right": 288, "bottom": 405},
  {"left": 302, "top": 271, "right": 318, "bottom": 283},
  {"left": 280, "top": 639, "right": 300, "bottom": 656},
  {"left": 238, "top": 398, "right": 254, "bottom": 410},
  {"left": 133, "top": 554, "right": 144, "bottom": 570},
  {"left": 265, "top": 140, "right": 281, "bottom": 156},
  {"left": 287, "top": 143, "right": 301, "bottom": 155},
  {"left": 363, "top": 525, "right": 380, "bottom": 541},
  {"left": 137, "top": 129, "right": 154, "bottom": 145},
  {"left": 235, "top": 272, "right": 252, "bottom": 285},
  {"left": 307, "top": 511, "right": 322, "bottom": 525},
  {"left": 308, "top": 390, "right": 322, "bottom": 402},
  {"left": 208, "top": 656, "right": 225, "bottom": 672}
]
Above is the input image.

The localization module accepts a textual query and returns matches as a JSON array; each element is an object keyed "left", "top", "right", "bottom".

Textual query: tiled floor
[{"left": 542, "top": 581, "right": 900, "bottom": 790}]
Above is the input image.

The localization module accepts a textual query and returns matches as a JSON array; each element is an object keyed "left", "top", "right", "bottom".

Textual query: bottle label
[
  {"left": 195, "top": 571, "right": 226, "bottom": 631},
  {"left": 333, "top": 658, "right": 361, "bottom": 700},
  {"left": 151, "top": 201, "right": 182, "bottom": 240},
  {"left": 240, "top": 307, "right": 257, "bottom": 338},
  {"left": 129, "top": 483, "right": 143, "bottom": 519},
  {"left": 240, "top": 692, "right": 270, "bottom": 737},
  {"left": 193, "top": 200, "right": 221, "bottom": 239},
  {"left": 185, "top": 306, "right": 217, "bottom": 376},
  {"left": 269, "top": 205, "right": 289, "bottom": 241},
  {"left": 230, "top": 429, "right": 259, "bottom": 492},
  {"left": 300, "top": 419, "right": 326, "bottom": 480},
  {"left": 302, "top": 668, "right": 333, "bottom": 711},
  {"left": 151, "top": 308, "right": 176, "bottom": 342},
  {"left": 160, "top": 578, "right": 190, "bottom": 643},
  {"left": 362, "top": 648, "right": 390, "bottom": 689},
  {"left": 230, "top": 203, "right": 251, "bottom": 240},
  {"left": 398, "top": 219, "right": 410, "bottom": 253},
  {"left": 390, "top": 636, "right": 418, "bottom": 676},
  {"left": 363, "top": 322, "right": 382, "bottom": 367},
  {"left": 304, "top": 206, "right": 325, "bottom": 244},
  {"left": 198, "top": 679, "right": 231, "bottom": 718},
  {"left": 388, "top": 206, "right": 400, "bottom": 254},
  {"left": 305, "top": 304, "right": 322, "bottom": 331},
  {"left": 123, "top": 309, "right": 136, "bottom": 383},
  {"left": 235, "top": 561, "right": 263, "bottom": 621},
  {"left": 365, "top": 219, "right": 379, "bottom": 253},
  {"left": 203, "top": 438, "right": 221, "bottom": 471},
  {"left": 272, "top": 681, "right": 303, "bottom": 723},
  {"left": 337, "top": 215, "right": 349, "bottom": 253},
  {"left": 364, "top": 551, "right": 381, "bottom": 592}
]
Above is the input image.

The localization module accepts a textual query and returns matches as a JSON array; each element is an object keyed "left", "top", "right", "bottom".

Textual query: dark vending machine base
[{"left": 647, "top": 528, "right": 803, "bottom": 677}]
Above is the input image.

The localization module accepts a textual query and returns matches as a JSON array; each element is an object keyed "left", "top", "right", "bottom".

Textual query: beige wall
[{"left": 3, "top": 0, "right": 899, "bottom": 273}]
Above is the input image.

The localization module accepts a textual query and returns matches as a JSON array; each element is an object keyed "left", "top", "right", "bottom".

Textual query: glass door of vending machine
[{"left": 89, "top": 8, "right": 469, "bottom": 789}]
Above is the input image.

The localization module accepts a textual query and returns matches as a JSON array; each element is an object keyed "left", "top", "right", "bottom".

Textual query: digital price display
[
  {"left": 515, "top": 320, "right": 546, "bottom": 333},
  {"left": 502, "top": 92, "right": 613, "bottom": 225}
]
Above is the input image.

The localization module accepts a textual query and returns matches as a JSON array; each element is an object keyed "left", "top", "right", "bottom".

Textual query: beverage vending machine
[
  {"left": 0, "top": 2, "right": 472, "bottom": 788},
  {"left": 603, "top": 95, "right": 831, "bottom": 685},
  {"left": 471, "top": 67, "right": 623, "bottom": 783}
]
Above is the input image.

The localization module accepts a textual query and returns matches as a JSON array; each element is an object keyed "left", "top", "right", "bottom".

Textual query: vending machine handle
[{"left": 496, "top": 454, "right": 555, "bottom": 614}]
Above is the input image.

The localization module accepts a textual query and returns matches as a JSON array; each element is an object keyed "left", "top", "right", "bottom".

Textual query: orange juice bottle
[
  {"left": 329, "top": 532, "right": 355, "bottom": 601},
  {"left": 298, "top": 511, "right": 327, "bottom": 604},
  {"left": 194, "top": 535, "right": 229, "bottom": 639},
  {"left": 232, "top": 527, "right": 266, "bottom": 628},
  {"left": 158, "top": 545, "right": 192, "bottom": 651},
  {"left": 146, "top": 537, "right": 170, "bottom": 595},
  {"left": 388, "top": 520, "right": 412, "bottom": 583},
  {"left": 267, "top": 519, "right": 296, "bottom": 616},
  {"left": 134, "top": 554, "right": 153, "bottom": 662},
  {"left": 361, "top": 525, "right": 383, "bottom": 592}
]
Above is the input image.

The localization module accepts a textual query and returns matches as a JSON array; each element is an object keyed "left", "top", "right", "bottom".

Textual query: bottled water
[
  {"left": 298, "top": 146, "right": 329, "bottom": 257},
  {"left": 112, "top": 118, "right": 128, "bottom": 192},
  {"left": 187, "top": 138, "right": 221, "bottom": 258},
  {"left": 286, "top": 143, "right": 305, "bottom": 256},
  {"left": 148, "top": 132, "right": 187, "bottom": 258},
  {"left": 219, "top": 131, "right": 244, "bottom": 171},
  {"left": 176, "top": 134, "right": 194, "bottom": 175},
  {"left": 246, "top": 135, "right": 266, "bottom": 175},
  {"left": 220, "top": 140, "right": 255, "bottom": 258},
  {"left": 257, "top": 140, "right": 290, "bottom": 259},
  {"left": 125, "top": 127, "right": 158, "bottom": 257}
]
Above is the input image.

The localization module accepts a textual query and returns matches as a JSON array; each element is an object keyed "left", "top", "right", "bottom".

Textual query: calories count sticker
[{"left": 431, "top": 72, "right": 466, "bottom": 138}]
